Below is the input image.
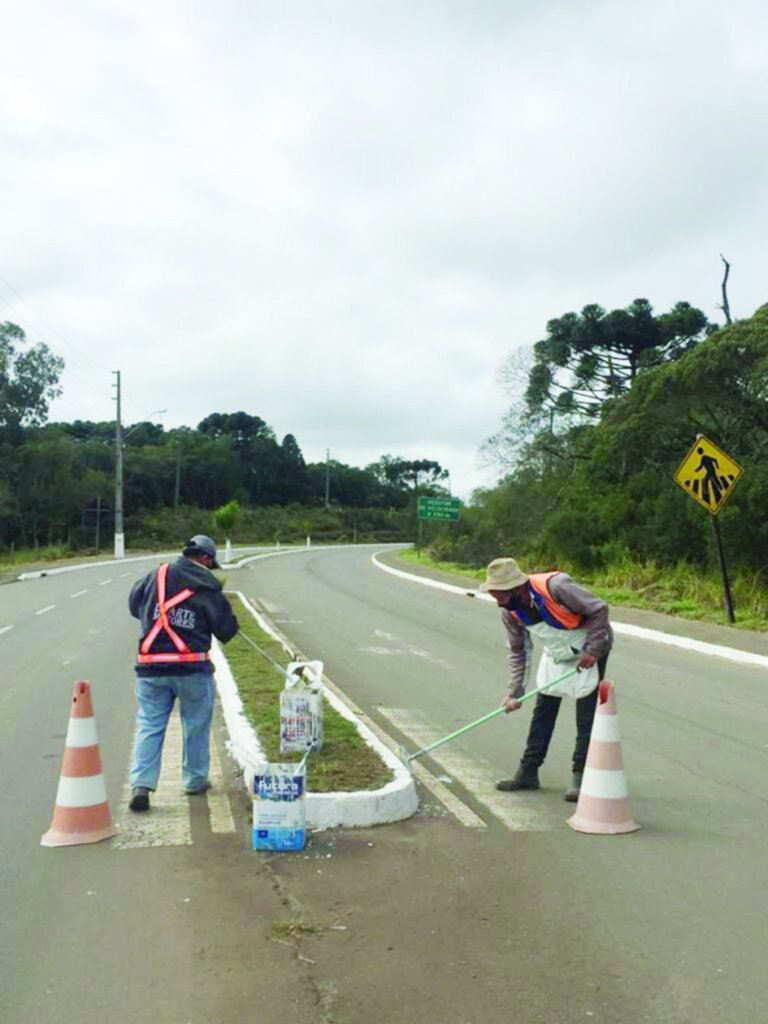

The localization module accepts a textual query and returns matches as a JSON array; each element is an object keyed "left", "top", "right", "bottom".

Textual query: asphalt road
[{"left": 3, "top": 544, "right": 767, "bottom": 1023}]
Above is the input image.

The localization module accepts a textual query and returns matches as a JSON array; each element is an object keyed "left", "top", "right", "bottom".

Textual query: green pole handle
[{"left": 407, "top": 667, "right": 579, "bottom": 763}]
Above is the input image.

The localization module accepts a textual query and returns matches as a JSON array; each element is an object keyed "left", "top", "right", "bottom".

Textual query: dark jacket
[{"left": 129, "top": 556, "right": 239, "bottom": 676}]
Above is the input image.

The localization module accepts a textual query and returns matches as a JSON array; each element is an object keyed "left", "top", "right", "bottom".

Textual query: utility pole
[
  {"left": 324, "top": 448, "right": 330, "bottom": 510},
  {"left": 174, "top": 441, "right": 182, "bottom": 511},
  {"left": 113, "top": 370, "right": 125, "bottom": 559}
]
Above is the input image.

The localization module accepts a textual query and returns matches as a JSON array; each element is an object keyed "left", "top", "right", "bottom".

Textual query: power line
[
  {"left": 0, "top": 294, "right": 109, "bottom": 410},
  {"left": 0, "top": 287, "right": 108, "bottom": 399},
  {"left": 0, "top": 272, "right": 111, "bottom": 373}
]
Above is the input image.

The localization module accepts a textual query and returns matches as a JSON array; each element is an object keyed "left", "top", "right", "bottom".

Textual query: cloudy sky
[{"left": 2, "top": 1, "right": 766, "bottom": 498}]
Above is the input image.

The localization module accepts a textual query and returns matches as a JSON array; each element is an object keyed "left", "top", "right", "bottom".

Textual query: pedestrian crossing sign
[{"left": 674, "top": 435, "right": 743, "bottom": 515}]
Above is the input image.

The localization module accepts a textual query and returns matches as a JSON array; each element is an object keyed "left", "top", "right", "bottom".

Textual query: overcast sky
[{"left": 2, "top": 1, "right": 766, "bottom": 499}]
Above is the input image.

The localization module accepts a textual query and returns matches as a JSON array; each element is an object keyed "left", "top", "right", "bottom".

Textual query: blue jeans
[{"left": 129, "top": 672, "right": 215, "bottom": 792}]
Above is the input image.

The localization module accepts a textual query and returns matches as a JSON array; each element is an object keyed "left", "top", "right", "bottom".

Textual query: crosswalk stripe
[
  {"left": 113, "top": 705, "right": 237, "bottom": 849},
  {"left": 208, "top": 732, "right": 236, "bottom": 834},
  {"left": 379, "top": 707, "right": 553, "bottom": 832},
  {"left": 114, "top": 709, "right": 193, "bottom": 849}
]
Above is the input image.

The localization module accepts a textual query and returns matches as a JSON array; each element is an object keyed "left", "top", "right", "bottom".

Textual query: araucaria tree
[{"left": 525, "top": 298, "right": 711, "bottom": 419}]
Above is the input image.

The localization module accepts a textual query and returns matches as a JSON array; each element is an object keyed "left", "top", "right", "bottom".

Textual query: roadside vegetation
[
  {"left": 400, "top": 548, "right": 768, "bottom": 632},
  {"left": 222, "top": 595, "right": 393, "bottom": 792},
  {"left": 414, "top": 302, "right": 768, "bottom": 633}
]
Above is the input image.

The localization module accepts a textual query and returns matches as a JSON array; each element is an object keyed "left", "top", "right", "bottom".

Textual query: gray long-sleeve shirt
[{"left": 502, "top": 573, "right": 613, "bottom": 697}]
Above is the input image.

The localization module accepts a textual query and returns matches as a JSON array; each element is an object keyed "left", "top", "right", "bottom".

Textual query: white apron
[{"left": 523, "top": 620, "right": 599, "bottom": 700}]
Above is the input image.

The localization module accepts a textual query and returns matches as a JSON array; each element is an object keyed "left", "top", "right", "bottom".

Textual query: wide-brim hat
[{"left": 478, "top": 557, "right": 529, "bottom": 592}]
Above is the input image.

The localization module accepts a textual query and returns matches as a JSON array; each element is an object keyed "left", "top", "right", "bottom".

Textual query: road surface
[{"left": 3, "top": 544, "right": 767, "bottom": 1023}]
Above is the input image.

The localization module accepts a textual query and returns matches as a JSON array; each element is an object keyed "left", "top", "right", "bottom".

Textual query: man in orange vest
[
  {"left": 127, "top": 535, "right": 239, "bottom": 812},
  {"left": 479, "top": 557, "right": 613, "bottom": 802}
]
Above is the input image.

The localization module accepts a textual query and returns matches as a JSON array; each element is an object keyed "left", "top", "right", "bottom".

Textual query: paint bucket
[
  {"left": 252, "top": 761, "right": 307, "bottom": 851},
  {"left": 279, "top": 660, "right": 324, "bottom": 754}
]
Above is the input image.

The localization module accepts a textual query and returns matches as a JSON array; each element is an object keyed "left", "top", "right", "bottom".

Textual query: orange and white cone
[
  {"left": 41, "top": 681, "right": 118, "bottom": 847},
  {"left": 567, "top": 680, "right": 640, "bottom": 836}
]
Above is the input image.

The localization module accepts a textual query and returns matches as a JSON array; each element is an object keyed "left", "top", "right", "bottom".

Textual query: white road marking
[
  {"left": 257, "top": 599, "right": 281, "bottom": 613},
  {"left": 114, "top": 706, "right": 236, "bottom": 847},
  {"left": 114, "top": 710, "right": 192, "bottom": 849},
  {"left": 0, "top": 626, "right": 12, "bottom": 636},
  {"left": 208, "top": 735, "right": 236, "bottom": 834},
  {"left": 98, "top": 579, "right": 113, "bottom": 586},
  {"left": 119, "top": 572, "right": 132, "bottom": 578},
  {"left": 35, "top": 605, "right": 55, "bottom": 616},
  {"left": 379, "top": 707, "right": 553, "bottom": 832},
  {"left": 70, "top": 590, "right": 88, "bottom": 599}
]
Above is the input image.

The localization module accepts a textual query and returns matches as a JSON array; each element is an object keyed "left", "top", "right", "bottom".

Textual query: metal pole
[
  {"left": 710, "top": 514, "right": 735, "bottom": 624},
  {"left": 417, "top": 518, "right": 423, "bottom": 556},
  {"left": 324, "top": 448, "right": 330, "bottom": 510},
  {"left": 95, "top": 495, "right": 101, "bottom": 552},
  {"left": 113, "top": 370, "right": 124, "bottom": 559}
]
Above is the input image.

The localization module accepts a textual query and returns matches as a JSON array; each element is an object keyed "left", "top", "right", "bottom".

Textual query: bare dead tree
[{"left": 717, "top": 254, "right": 732, "bottom": 325}]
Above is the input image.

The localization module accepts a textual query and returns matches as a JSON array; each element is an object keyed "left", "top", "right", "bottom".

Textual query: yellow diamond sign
[{"left": 674, "top": 435, "right": 743, "bottom": 515}]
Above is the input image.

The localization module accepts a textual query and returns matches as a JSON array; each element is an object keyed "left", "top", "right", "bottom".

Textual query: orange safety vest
[
  {"left": 137, "top": 563, "right": 211, "bottom": 665},
  {"left": 508, "top": 571, "right": 584, "bottom": 631}
]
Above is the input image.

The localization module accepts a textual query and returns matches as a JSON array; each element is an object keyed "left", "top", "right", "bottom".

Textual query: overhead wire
[{"left": 0, "top": 283, "right": 110, "bottom": 400}]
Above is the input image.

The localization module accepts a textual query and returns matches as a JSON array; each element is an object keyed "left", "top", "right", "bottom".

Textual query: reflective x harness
[{"left": 137, "top": 563, "right": 210, "bottom": 665}]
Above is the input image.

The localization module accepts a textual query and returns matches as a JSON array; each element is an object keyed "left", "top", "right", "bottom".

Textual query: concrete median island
[{"left": 213, "top": 591, "right": 418, "bottom": 829}]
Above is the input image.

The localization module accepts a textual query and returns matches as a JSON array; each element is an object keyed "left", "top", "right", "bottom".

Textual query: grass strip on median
[{"left": 222, "top": 595, "right": 393, "bottom": 793}]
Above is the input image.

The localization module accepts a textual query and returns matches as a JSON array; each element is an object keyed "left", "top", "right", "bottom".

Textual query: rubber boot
[
  {"left": 564, "top": 771, "right": 583, "bottom": 803},
  {"left": 496, "top": 765, "right": 540, "bottom": 792}
]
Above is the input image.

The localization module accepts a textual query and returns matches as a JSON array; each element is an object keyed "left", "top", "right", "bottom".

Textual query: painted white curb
[
  {"left": 370, "top": 552, "right": 768, "bottom": 671},
  {"left": 214, "top": 591, "right": 418, "bottom": 830}
]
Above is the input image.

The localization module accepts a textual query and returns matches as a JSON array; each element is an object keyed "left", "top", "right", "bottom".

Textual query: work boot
[
  {"left": 129, "top": 786, "right": 150, "bottom": 812},
  {"left": 496, "top": 766, "right": 540, "bottom": 792},
  {"left": 564, "top": 771, "right": 583, "bottom": 803}
]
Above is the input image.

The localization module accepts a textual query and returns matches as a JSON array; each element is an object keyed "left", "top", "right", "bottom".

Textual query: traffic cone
[
  {"left": 567, "top": 680, "right": 640, "bottom": 836},
  {"left": 41, "top": 681, "right": 118, "bottom": 847}
]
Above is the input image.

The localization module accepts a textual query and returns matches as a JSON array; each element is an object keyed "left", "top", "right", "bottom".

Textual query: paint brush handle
[{"left": 408, "top": 667, "right": 579, "bottom": 762}]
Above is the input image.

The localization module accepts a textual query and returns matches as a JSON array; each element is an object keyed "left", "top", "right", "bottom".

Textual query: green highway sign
[{"left": 417, "top": 496, "right": 461, "bottom": 521}]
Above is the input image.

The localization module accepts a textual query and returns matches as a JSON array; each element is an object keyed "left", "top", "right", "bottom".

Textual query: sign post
[
  {"left": 673, "top": 434, "right": 743, "bottom": 624},
  {"left": 416, "top": 496, "right": 461, "bottom": 556}
]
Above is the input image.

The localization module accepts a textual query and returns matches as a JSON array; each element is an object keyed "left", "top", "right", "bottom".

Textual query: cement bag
[
  {"left": 279, "top": 659, "right": 324, "bottom": 754},
  {"left": 252, "top": 761, "right": 306, "bottom": 851}
]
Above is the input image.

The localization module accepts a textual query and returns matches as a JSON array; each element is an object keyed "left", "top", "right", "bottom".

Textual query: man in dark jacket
[{"left": 127, "top": 535, "right": 239, "bottom": 812}]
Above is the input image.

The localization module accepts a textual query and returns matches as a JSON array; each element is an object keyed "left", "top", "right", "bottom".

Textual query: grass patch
[
  {"left": 397, "top": 550, "right": 768, "bottom": 632},
  {"left": 399, "top": 547, "right": 485, "bottom": 583},
  {"left": 224, "top": 595, "right": 394, "bottom": 792},
  {"left": 271, "top": 918, "right": 319, "bottom": 939}
]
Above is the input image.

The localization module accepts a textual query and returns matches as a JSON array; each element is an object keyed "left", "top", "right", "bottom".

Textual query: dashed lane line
[
  {"left": 378, "top": 707, "right": 553, "bottom": 832},
  {"left": 0, "top": 625, "right": 12, "bottom": 636},
  {"left": 35, "top": 605, "right": 55, "bottom": 616},
  {"left": 98, "top": 579, "right": 113, "bottom": 586},
  {"left": 118, "top": 572, "right": 132, "bottom": 578},
  {"left": 113, "top": 706, "right": 235, "bottom": 849},
  {"left": 70, "top": 590, "right": 88, "bottom": 598}
]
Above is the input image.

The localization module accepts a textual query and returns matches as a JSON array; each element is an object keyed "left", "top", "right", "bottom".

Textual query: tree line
[
  {"left": 431, "top": 296, "right": 768, "bottom": 585},
  {"left": 0, "top": 323, "right": 447, "bottom": 552}
]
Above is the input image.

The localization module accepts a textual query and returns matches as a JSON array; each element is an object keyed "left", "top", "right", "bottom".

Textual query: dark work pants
[{"left": 520, "top": 655, "right": 609, "bottom": 774}]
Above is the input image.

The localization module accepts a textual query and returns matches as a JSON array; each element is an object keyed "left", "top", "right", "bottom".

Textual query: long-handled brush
[{"left": 399, "top": 666, "right": 580, "bottom": 770}]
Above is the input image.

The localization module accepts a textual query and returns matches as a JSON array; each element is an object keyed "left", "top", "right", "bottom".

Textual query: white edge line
[{"left": 370, "top": 551, "right": 768, "bottom": 671}]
